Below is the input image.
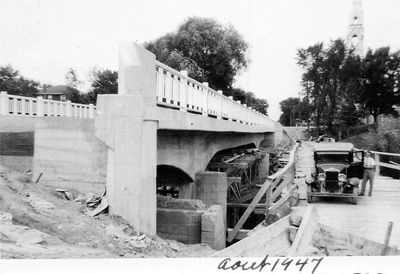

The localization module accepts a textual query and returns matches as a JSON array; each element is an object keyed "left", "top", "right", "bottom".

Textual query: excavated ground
[{"left": 0, "top": 165, "right": 214, "bottom": 259}]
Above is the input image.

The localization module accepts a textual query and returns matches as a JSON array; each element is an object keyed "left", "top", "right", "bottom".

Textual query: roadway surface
[{"left": 293, "top": 141, "right": 400, "bottom": 248}]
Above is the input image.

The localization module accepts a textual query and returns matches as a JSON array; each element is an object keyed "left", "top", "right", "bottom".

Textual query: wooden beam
[
  {"left": 227, "top": 228, "right": 252, "bottom": 240},
  {"left": 227, "top": 203, "right": 267, "bottom": 208},
  {"left": 208, "top": 162, "right": 248, "bottom": 170},
  {"left": 269, "top": 184, "right": 297, "bottom": 213},
  {"left": 224, "top": 153, "right": 245, "bottom": 163},
  {"left": 214, "top": 215, "right": 291, "bottom": 257},
  {"left": 228, "top": 188, "right": 260, "bottom": 203},
  {"left": 287, "top": 205, "right": 319, "bottom": 256},
  {"left": 227, "top": 177, "right": 241, "bottom": 187},
  {"left": 227, "top": 179, "right": 272, "bottom": 242},
  {"left": 381, "top": 221, "right": 393, "bottom": 255},
  {"left": 378, "top": 162, "right": 400, "bottom": 171},
  {"left": 271, "top": 167, "right": 294, "bottom": 202},
  {"left": 371, "top": 150, "right": 400, "bottom": 157}
]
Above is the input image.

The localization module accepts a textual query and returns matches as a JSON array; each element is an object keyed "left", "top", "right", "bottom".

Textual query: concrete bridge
[
  {"left": 0, "top": 42, "right": 285, "bottom": 239},
  {"left": 94, "top": 42, "right": 284, "bottom": 236}
]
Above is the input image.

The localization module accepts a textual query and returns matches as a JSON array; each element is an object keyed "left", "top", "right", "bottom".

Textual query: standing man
[{"left": 360, "top": 150, "right": 376, "bottom": 196}]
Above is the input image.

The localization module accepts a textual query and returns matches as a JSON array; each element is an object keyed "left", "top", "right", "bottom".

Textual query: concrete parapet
[
  {"left": 201, "top": 205, "right": 226, "bottom": 250},
  {"left": 32, "top": 117, "right": 107, "bottom": 195}
]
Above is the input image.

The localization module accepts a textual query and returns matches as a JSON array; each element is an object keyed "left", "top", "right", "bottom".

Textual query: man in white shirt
[{"left": 360, "top": 151, "right": 376, "bottom": 196}]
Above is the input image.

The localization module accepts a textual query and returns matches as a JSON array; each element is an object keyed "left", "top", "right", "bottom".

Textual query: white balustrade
[
  {"left": 154, "top": 61, "right": 271, "bottom": 126},
  {"left": 0, "top": 91, "right": 96, "bottom": 119}
]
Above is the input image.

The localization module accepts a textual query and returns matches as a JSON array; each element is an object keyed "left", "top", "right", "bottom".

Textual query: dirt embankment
[
  {"left": 343, "top": 119, "right": 400, "bottom": 178},
  {"left": 0, "top": 165, "right": 214, "bottom": 259}
]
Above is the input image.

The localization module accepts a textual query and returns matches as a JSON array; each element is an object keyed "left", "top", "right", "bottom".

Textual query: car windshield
[{"left": 316, "top": 152, "right": 350, "bottom": 163}]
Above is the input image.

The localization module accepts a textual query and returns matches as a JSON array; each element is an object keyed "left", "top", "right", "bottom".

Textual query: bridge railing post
[
  {"left": 217, "top": 90, "right": 223, "bottom": 119},
  {"left": 179, "top": 70, "right": 188, "bottom": 111},
  {"left": 0, "top": 91, "right": 9, "bottom": 115},
  {"left": 88, "top": 104, "right": 95, "bottom": 119},
  {"left": 65, "top": 100, "right": 72, "bottom": 117},
  {"left": 374, "top": 153, "right": 380, "bottom": 176},
  {"left": 36, "top": 96, "right": 44, "bottom": 117}
]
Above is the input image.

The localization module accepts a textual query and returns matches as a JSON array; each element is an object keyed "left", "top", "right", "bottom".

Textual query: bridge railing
[
  {"left": 371, "top": 150, "right": 400, "bottom": 176},
  {"left": 0, "top": 91, "right": 96, "bottom": 119},
  {"left": 155, "top": 61, "right": 270, "bottom": 127},
  {"left": 227, "top": 142, "right": 300, "bottom": 242}
]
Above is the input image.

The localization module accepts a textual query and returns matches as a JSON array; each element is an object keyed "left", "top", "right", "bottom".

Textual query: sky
[{"left": 1, "top": 0, "right": 400, "bottom": 120}]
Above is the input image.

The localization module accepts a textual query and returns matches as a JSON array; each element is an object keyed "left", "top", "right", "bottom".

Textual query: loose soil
[{"left": 0, "top": 165, "right": 214, "bottom": 259}]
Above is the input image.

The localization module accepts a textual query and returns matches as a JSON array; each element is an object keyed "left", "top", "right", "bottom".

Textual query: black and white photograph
[{"left": 0, "top": 0, "right": 399, "bottom": 273}]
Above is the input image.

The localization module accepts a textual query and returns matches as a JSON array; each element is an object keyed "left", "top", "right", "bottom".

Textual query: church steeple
[{"left": 346, "top": 0, "right": 364, "bottom": 56}]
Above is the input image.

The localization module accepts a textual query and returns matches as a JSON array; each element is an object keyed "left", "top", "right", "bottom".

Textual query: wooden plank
[
  {"left": 227, "top": 177, "right": 241, "bottom": 187},
  {"left": 271, "top": 167, "right": 294, "bottom": 201},
  {"left": 288, "top": 205, "right": 319, "bottom": 256},
  {"left": 208, "top": 162, "right": 248, "bottom": 170},
  {"left": 226, "top": 228, "right": 252, "bottom": 240},
  {"left": 269, "top": 184, "right": 297, "bottom": 213},
  {"left": 371, "top": 150, "right": 400, "bottom": 157},
  {"left": 378, "top": 162, "right": 400, "bottom": 171},
  {"left": 227, "top": 179, "right": 272, "bottom": 242},
  {"left": 224, "top": 153, "right": 245, "bottom": 163},
  {"left": 227, "top": 203, "right": 267, "bottom": 208},
  {"left": 228, "top": 188, "right": 260, "bottom": 203},
  {"left": 381, "top": 222, "right": 393, "bottom": 255},
  {"left": 213, "top": 215, "right": 291, "bottom": 257}
]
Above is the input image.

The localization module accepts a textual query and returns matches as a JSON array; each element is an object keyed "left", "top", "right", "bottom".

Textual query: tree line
[
  {"left": 279, "top": 38, "right": 400, "bottom": 137},
  {"left": 0, "top": 17, "right": 269, "bottom": 115}
]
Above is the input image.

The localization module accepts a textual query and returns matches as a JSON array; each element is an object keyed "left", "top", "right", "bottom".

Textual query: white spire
[{"left": 346, "top": 0, "right": 364, "bottom": 56}]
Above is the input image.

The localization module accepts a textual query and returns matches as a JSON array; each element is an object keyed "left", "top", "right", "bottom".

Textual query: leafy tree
[
  {"left": 0, "top": 65, "right": 40, "bottom": 97},
  {"left": 225, "top": 88, "right": 269, "bottom": 115},
  {"left": 86, "top": 69, "right": 118, "bottom": 104},
  {"left": 64, "top": 68, "right": 87, "bottom": 103},
  {"left": 359, "top": 48, "right": 400, "bottom": 123},
  {"left": 145, "top": 17, "right": 249, "bottom": 92},
  {"left": 279, "top": 97, "right": 311, "bottom": 126},
  {"left": 297, "top": 39, "right": 363, "bottom": 135},
  {"left": 65, "top": 68, "right": 82, "bottom": 90},
  {"left": 145, "top": 17, "right": 270, "bottom": 114}
]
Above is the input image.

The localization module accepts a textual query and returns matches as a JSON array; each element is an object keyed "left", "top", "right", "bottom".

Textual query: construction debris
[
  {"left": 0, "top": 165, "right": 214, "bottom": 259},
  {"left": 86, "top": 197, "right": 109, "bottom": 217}
]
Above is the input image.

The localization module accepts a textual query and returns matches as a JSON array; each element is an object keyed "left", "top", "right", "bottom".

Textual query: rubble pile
[{"left": 0, "top": 165, "right": 214, "bottom": 259}]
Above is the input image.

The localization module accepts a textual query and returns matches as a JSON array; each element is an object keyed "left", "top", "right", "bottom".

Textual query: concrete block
[
  {"left": 157, "top": 208, "right": 204, "bottom": 244},
  {"left": 195, "top": 171, "right": 227, "bottom": 225},
  {"left": 201, "top": 205, "right": 225, "bottom": 250}
]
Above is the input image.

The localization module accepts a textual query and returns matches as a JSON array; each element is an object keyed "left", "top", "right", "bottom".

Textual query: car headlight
[
  {"left": 317, "top": 173, "right": 326, "bottom": 182},
  {"left": 338, "top": 173, "right": 347, "bottom": 183}
]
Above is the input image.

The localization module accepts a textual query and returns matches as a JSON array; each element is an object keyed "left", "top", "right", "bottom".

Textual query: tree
[
  {"left": 145, "top": 17, "right": 269, "bottom": 114},
  {"left": 64, "top": 68, "right": 87, "bottom": 103},
  {"left": 360, "top": 47, "right": 400, "bottom": 123},
  {"left": 86, "top": 69, "right": 118, "bottom": 104},
  {"left": 279, "top": 97, "right": 312, "bottom": 126},
  {"left": 145, "top": 17, "right": 249, "bottom": 92},
  {"left": 224, "top": 88, "right": 269, "bottom": 115},
  {"left": 65, "top": 68, "right": 82, "bottom": 90},
  {"left": 297, "top": 39, "right": 363, "bottom": 135},
  {"left": 0, "top": 65, "right": 40, "bottom": 97}
]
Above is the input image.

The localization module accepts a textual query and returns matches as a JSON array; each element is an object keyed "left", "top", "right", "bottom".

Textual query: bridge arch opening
[
  {"left": 206, "top": 143, "right": 270, "bottom": 230},
  {"left": 156, "top": 164, "right": 193, "bottom": 198}
]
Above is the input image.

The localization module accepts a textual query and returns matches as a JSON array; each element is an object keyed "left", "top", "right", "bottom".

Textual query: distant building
[
  {"left": 38, "top": 85, "right": 78, "bottom": 101},
  {"left": 346, "top": 0, "right": 364, "bottom": 57}
]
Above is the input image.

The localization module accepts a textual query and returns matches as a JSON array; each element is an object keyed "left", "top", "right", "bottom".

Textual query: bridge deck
[{"left": 293, "top": 141, "right": 400, "bottom": 248}]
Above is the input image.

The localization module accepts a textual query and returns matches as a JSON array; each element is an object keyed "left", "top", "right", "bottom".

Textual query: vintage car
[{"left": 306, "top": 142, "right": 364, "bottom": 204}]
